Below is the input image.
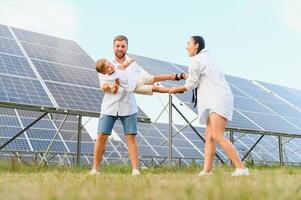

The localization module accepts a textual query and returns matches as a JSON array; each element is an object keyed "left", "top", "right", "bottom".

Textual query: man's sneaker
[
  {"left": 231, "top": 168, "right": 250, "bottom": 177},
  {"left": 198, "top": 170, "right": 213, "bottom": 176},
  {"left": 89, "top": 168, "right": 100, "bottom": 176},
  {"left": 132, "top": 169, "right": 141, "bottom": 176}
]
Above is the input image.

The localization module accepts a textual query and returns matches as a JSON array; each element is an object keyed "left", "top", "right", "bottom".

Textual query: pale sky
[{"left": 0, "top": 0, "right": 300, "bottom": 90}]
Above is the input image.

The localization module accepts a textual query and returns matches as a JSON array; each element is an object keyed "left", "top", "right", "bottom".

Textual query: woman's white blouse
[{"left": 184, "top": 49, "right": 234, "bottom": 124}]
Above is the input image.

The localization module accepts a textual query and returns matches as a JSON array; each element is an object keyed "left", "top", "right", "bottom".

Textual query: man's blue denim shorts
[{"left": 97, "top": 113, "right": 137, "bottom": 135}]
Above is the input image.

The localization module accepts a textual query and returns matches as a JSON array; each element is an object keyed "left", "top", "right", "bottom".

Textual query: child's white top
[
  {"left": 184, "top": 49, "right": 233, "bottom": 124},
  {"left": 99, "top": 56, "right": 141, "bottom": 116}
]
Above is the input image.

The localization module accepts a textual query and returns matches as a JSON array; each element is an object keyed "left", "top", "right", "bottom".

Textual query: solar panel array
[
  {"left": 1, "top": 24, "right": 301, "bottom": 165},
  {"left": 0, "top": 24, "right": 138, "bottom": 164}
]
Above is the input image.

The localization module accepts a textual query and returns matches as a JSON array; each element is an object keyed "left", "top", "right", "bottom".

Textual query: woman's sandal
[{"left": 175, "top": 73, "right": 186, "bottom": 81}]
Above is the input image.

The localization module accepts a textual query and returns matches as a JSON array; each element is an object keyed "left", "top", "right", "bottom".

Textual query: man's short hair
[
  {"left": 95, "top": 58, "right": 107, "bottom": 74},
  {"left": 113, "top": 35, "right": 128, "bottom": 45}
]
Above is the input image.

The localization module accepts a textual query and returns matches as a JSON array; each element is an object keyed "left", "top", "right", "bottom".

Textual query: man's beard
[{"left": 115, "top": 51, "right": 126, "bottom": 59}]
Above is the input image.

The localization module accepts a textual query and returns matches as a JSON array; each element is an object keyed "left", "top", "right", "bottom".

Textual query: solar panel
[
  {"left": 257, "top": 81, "right": 301, "bottom": 109},
  {"left": 32, "top": 60, "right": 99, "bottom": 87},
  {"left": 226, "top": 75, "right": 301, "bottom": 133},
  {"left": 20, "top": 42, "right": 94, "bottom": 69},
  {"left": 45, "top": 82, "right": 102, "bottom": 112},
  {"left": 0, "top": 74, "right": 53, "bottom": 106},
  {"left": 0, "top": 37, "right": 23, "bottom": 55},
  {"left": 0, "top": 138, "right": 31, "bottom": 151},
  {"left": 12, "top": 27, "right": 85, "bottom": 54},
  {"left": 0, "top": 54, "right": 36, "bottom": 78},
  {"left": 0, "top": 24, "right": 13, "bottom": 38}
]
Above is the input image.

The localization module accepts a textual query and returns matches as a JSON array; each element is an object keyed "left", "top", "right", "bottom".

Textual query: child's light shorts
[{"left": 134, "top": 75, "right": 154, "bottom": 95}]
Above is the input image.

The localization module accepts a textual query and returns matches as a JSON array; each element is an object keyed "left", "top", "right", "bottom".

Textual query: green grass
[{"left": 0, "top": 162, "right": 301, "bottom": 200}]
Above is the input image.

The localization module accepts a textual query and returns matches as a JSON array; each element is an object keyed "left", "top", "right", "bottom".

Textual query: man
[{"left": 90, "top": 35, "right": 141, "bottom": 176}]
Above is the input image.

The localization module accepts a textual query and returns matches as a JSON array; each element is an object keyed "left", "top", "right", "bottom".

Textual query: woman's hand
[
  {"left": 169, "top": 86, "right": 187, "bottom": 94},
  {"left": 169, "top": 87, "right": 177, "bottom": 94}
]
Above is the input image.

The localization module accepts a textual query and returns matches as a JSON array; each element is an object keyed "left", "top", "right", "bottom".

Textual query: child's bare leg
[
  {"left": 152, "top": 85, "right": 171, "bottom": 93},
  {"left": 153, "top": 74, "right": 175, "bottom": 83}
]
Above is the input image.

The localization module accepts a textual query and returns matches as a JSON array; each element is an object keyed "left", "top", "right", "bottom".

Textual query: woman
[{"left": 169, "top": 36, "right": 249, "bottom": 176}]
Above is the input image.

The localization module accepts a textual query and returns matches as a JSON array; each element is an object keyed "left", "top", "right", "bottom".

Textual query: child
[{"left": 96, "top": 58, "right": 185, "bottom": 95}]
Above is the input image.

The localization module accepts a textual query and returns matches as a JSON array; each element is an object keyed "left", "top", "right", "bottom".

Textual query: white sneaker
[
  {"left": 231, "top": 168, "right": 250, "bottom": 177},
  {"left": 132, "top": 169, "right": 141, "bottom": 176},
  {"left": 89, "top": 168, "right": 100, "bottom": 176},
  {"left": 198, "top": 170, "right": 213, "bottom": 176}
]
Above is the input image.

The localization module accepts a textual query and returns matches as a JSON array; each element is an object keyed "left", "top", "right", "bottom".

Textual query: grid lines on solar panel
[
  {"left": 226, "top": 75, "right": 301, "bottom": 134},
  {"left": 21, "top": 42, "right": 94, "bottom": 69},
  {"left": 45, "top": 81, "right": 102, "bottom": 112},
  {"left": 0, "top": 138, "right": 31, "bottom": 151},
  {"left": 32, "top": 60, "right": 99, "bottom": 87},
  {"left": 0, "top": 37, "right": 24, "bottom": 56},
  {"left": 0, "top": 108, "right": 26, "bottom": 139},
  {"left": 12, "top": 27, "right": 85, "bottom": 54},
  {"left": 0, "top": 53, "right": 36, "bottom": 78},
  {"left": 257, "top": 81, "right": 301, "bottom": 109},
  {"left": 0, "top": 74, "right": 53, "bottom": 106},
  {"left": 29, "top": 139, "right": 67, "bottom": 152},
  {"left": 0, "top": 24, "right": 13, "bottom": 38}
]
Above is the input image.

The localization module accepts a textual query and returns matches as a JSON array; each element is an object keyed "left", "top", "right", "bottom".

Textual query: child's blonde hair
[{"left": 95, "top": 58, "right": 107, "bottom": 74}]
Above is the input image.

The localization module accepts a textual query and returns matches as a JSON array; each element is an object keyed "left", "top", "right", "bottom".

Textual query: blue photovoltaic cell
[
  {"left": 0, "top": 74, "right": 53, "bottom": 106},
  {"left": 0, "top": 37, "right": 24, "bottom": 56},
  {"left": 227, "top": 110, "right": 261, "bottom": 130},
  {"left": 0, "top": 138, "right": 31, "bottom": 151},
  {"left": 0, "top": 53, "right": 36, "bottom": 78},
  {"left": 32, "top": 60, "right": 99, "bottom": 87},
  {"left": 0, "top": 107, "right": 17, "bottom": 116},
  {"left": 226, "top": 75, "right": 301, "bottom": 134},
  {"left": 0, "top": 115, "right": 20, "bottom": 127},
  {"left": 30, "top": 139, "right": 67, "bottom": 152},
  {"left": 12, "top": 27, "right": 85, "bottom": 54},
  {"left": 21, "top": 42, "right": 94, "bottom": 69},
  {"left": 0, "top": 127, "right": 25, "bottom": 138},
  {"left": 241, "top": 111, "right": 300, "bottom": 134},
  {"left": 234, "top": 96, "right": 274, "bottom": 114},
  {"left": 65, "top": 141, "right": 94, "bottom": 154},
  {"left": 257, "top": 81, "right": 301, "bottom": 109},
  {"left": 0, "top": 24, "right": 13, "bottom": 38},
  {"left": 20, "top": 118, "right": 55, "bottom": 129},
  {"left": 25, "top": 129, "right": 56, "bottom": 140},
  {"left": 129, "top": 53, "right": 182, "bottom": 74},
  {"left": 45, "top": 81, "right": 102, "bottom": 112}
]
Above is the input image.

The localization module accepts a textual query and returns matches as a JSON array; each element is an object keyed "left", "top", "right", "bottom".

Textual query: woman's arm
[
  {"left": 184, "top": 59, "right": 205, "bottom": 91},
  {"left": 169, "top": 85, "right": 187, "bottom": 94}
]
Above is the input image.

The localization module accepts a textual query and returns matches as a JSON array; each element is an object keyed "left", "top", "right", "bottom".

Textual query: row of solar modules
[
  {"left": 0, "top": 24, "right": 148, "bottom": 118},
  {"left": 0, "top": 107, "right": 131, "bottom": 165},
  {"left": 1, "top": 23, "right": 301, "bottom": 165},
  {"left": 2, "top": 106, "right": 301, "bottom": 165}
]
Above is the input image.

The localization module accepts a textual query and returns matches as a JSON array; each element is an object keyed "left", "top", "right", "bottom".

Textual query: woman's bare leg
[
  {"left": 209, "top": 113, "right": 244, "bottom": 169},
  {"left": 203, "top": 123, "right": 216, "bottom": 172}
]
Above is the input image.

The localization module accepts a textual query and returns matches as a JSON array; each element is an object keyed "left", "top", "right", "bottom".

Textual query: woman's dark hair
[{"left": 191, "top": 36, "right": 205, "bottom": 54}]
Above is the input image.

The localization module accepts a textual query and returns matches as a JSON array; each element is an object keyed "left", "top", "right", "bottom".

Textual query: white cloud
[
  {"left": 285, "top": 0, "right": 301, "bottom": 32},
  {"left": 0, "top": 0, "right": 78, "bottom": 40}
]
